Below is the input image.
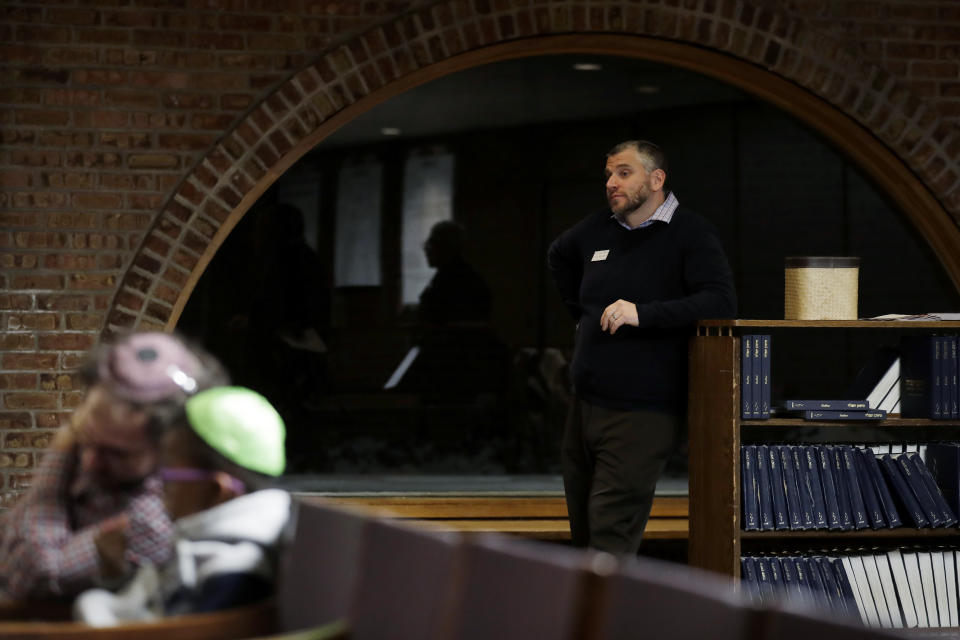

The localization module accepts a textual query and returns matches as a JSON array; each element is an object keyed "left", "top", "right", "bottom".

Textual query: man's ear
[{"left": 651, "top": 168, "right": 666, "bottom": 191}]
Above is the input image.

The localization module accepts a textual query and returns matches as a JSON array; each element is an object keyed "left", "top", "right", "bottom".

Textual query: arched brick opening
[{"left": 105, "top": 0, "right": 960, "bottom": 335}]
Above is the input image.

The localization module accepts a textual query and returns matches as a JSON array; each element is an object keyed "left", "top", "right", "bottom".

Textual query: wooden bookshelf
[{"left": 688, "top": 319, "right": 960, "bottom": 578}]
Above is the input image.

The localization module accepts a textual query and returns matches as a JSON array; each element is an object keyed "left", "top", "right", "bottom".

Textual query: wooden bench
[
  {"left": 297, "top": 495, "right": 689, "bottom": 541},
  {"left": 0, "top": 600, "right": 278, "bottom": 639}
]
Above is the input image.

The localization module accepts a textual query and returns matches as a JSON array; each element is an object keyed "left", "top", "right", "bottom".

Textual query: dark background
[{"left": 177, "top": 55, "right": 959, "bottom": 480}]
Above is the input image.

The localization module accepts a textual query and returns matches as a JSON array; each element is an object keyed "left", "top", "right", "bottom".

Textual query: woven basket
[{"left": 784, "top": 256, "right": 860, "bottom": 320}]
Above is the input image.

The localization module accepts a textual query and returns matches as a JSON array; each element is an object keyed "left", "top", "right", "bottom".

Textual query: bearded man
[{"left": 547, "top": 140, "right": 737, "bottom": 553}]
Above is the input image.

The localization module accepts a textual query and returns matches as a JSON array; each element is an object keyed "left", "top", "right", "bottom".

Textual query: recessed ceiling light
[
  {"left": 381, "top": 127, "right": 402, "bottom": 136},
  {"left": 573, "top": 63, "right": 602, "bottom": 71},
  {"left": 634, "top": 85, "right": 661, "bottom": 94}
]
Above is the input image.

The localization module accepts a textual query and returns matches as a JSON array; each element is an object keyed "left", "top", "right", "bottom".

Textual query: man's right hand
[{"left": 94, "top": 514, "right": 130, "bottom": 581}]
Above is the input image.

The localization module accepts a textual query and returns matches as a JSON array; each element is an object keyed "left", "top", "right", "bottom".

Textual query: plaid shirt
[{"left": 0, "top": 447, "right": 173, "bottom": 600}]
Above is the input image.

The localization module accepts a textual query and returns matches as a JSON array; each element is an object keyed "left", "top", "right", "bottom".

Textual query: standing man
[
  {"left": 548, "top": 140, "right": 736, "bottom": 553},
  {"left": 0, "top": 332, "right": 226, "bottom": 602}
]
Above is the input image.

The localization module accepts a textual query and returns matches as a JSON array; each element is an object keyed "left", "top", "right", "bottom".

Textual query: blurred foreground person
[
  {"left": 0, "top": 332, "right": 226, "bottom": 602},
  {"left": 75, "top": 386, "right": 291, "bottom": 624}
]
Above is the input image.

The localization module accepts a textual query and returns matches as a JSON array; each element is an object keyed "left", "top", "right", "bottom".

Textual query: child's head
[{"left": 159, "top": 386, "right": 286, "bottom": 520}]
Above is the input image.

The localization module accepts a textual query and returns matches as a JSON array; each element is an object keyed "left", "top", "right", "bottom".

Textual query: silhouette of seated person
[
  {"left": 418, "top": 221, "right": 492, "bottom": 327},
  {"left": 400, "top": 221, "right": 507, "bottom": 400}
]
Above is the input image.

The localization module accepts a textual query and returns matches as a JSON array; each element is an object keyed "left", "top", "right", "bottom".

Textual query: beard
[{"left": 609, "top": 189, "right": 648, "bottom": 219}]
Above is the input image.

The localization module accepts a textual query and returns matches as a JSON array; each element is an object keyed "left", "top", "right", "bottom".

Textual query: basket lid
[{"left": 785, "top": 256, "right": 860, "bottom": 268}]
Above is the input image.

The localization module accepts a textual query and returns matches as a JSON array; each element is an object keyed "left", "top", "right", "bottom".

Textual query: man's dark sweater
[{"left": 548, "top": 206, "right": 736, "bottom": 412}]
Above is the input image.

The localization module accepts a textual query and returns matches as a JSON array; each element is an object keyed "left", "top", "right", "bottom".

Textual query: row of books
[
  {"left": 741, "top": 334, "right": 770, "bottom": 419},
  {"left": 740, "top": 333, "right": 960, "bottom": 422},
  {"left": 901, "top": 335, "right": 960, "bottom": 419},
  {"left": 741, "top": 444, "right": 957, "bottom": 531},
  {"left": 742, "top": 548, "right": 960, "bottom": 629}
]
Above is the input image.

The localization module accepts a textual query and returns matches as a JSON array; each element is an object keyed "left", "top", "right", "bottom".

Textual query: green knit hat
[{"left": 184, "top": 386, "right": 286, "bottom": 477}]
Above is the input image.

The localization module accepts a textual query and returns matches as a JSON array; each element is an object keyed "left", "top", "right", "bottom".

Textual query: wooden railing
[{"left": 296, "top": 494, "right": 689, "bottom": 541}]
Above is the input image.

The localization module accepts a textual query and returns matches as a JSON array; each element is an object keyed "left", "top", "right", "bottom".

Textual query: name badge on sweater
[{"left": 591, "top": 250, "right": 609, "bottom": 262}]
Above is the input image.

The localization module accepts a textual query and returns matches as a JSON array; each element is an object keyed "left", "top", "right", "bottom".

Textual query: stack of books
[
  {"left": 782, "top": 399, "right": 887, "bottom": 421},
  {"left": 741, "top": 445, "right": 957, "bottom": 532},
  {"left": 742, "top": 548, "right": 960, "bottom": 629},
  {"left": 742, "top": 334, "right": 771, "bottom": 419}
]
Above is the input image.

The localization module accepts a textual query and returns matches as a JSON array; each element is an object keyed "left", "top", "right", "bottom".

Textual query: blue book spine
[
  {"left": 900, "top": 335, "right": 936, "bottom": 418},
  {"left": 779, "top": 553, "right": 802, "bottom": 600},
  {"left": 829, "top": 446, "right": 855, "bottom": 531},
  {"left": 935, "top": 336, "right": 944, "bottom": 418},
  {"left": 830, "top": 557, "right": 860, "bottom": 621},
  {"left": 910, "top": 451, "right": 958, "bottom": 525},
  {"left": 853, "top": 446, "right": 886, "bottom": 529},
  {"left": 896, "top": 453, "right": 943, "bottom": 527},
  {"left": 767, "top": 556, "right": 785, "bottom": 594},
  {"left": 815, "top": 445, "right": 843, "bottom": 530},
  {"left": 861, "top": 448, "right": 902, "bottom": 528},
  {"left": 740, "top": 556, "right": 760, "bottom": 604},
  {"left": 803, "top": 410, "right": 887, "bottom": 420},
  {"left": 760, "top": 334, "right": 771, "bottom": 419},
  {"left": 768, "top": 445, "right": 790, "bottom": 530},
  {"left": 803, "top": 556, "right": 832, "bottom": 613},
  {"left": 841, "top": 445, "right": 870, "bottom": 530},
  {"left": 804, "top": 446, "right": 829, "bottom": 529},
  {"left": 925, "top": 442, "right": 960, "bottom": 520},
  {"left": 756, "top": 556, "right": 775, "bottom": 603},
  {"left": 784, "top": 399, "right": 870, "bottom": 411},
  {"left": 791, "top": 446, "right": 816, "bottom": 529},
  {"left": 742, "top": 335, "right": 753, "bottom": 419},
  {"left": 814, "top": 555, "right": 847, "bottom": 617},
  {"left": 741, "top": 445, "right": 760, "bottom": 531},
  {"left": 778, "top": 445, "right": 804, "bottom": 530},
  {"left": 880, "top": 453, "right": 930, "bottom": 527},
  {"left": 951, "top": 335, "right": 958, "bottom": 419},
  {"left": 753, "top": 337, "right": 761, "bottom": 417},
  {"left": 756, "top": 444, "right": 775, "bottom": 531}
]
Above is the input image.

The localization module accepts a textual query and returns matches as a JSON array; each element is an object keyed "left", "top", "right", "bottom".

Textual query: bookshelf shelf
[
  {"left": 688, "top": 319, "right": 960, "bottom": 579},
  {"left": 741, "top": 527, "right": 960, "bottom": 540},
  {"left": 742, "top": 418, "right": 960, "bottom": 428},
  {"left": 698, "top": 319, "right": 960, "bottom": 330}
]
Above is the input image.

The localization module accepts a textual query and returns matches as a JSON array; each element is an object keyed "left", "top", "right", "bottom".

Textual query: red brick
[
  {"left": 0, "top": 374, "right": 37, "bottom": 390},
  {"left": 15, "top": 109, "right": 70, "bottom": 126},
  {"left": 3, "top": 353, "right": 59, "bottom": 370},
  {"left": 77, "top": 28, "right": 131, "bottom": 45},
  {"left": 4, "top": 393, "right": 59, "bottom": 410},
  {"left": 69, "top": 273, "right": 117, "bottom": 290},
  {"left": 46, "top": 9, "right": 100, "bottom": 25},
  {"left": 43, "top": 254, "right": 99, "bottom": 270},
  {"left": 10, "top": 274, "right": 64, "bottom": 290},
  {"left": 66, "top": 313, "right": 102, "bottom": 331},
  {"left": 128, "top": 154, "right": 180, "bottom": 169},
  {"left": 46, "top": 212, "right": 99, "bottom": 229},
  {"left": 0, "top": 334, "right": 35, "bottom": 350},
  {"left": 7, "top": 313, "right": 59, "bottom": 331},
  {"left": 72, "top": 193, "right": 124, "bottom": 209},
  {"left": 37, "top": 294, "right": 95, "bottom": 312}
]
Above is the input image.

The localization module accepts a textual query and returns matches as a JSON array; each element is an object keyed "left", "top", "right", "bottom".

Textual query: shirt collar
[{"left": 612, "top": 191, "right": 679, "bottom": 230}]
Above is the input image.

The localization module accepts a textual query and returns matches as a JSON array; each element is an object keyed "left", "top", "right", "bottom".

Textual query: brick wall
[{"left": 1, "top": 0, "right": 959, "bottom": 504}]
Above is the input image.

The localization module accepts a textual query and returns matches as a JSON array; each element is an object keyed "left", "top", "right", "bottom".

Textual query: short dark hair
[{"left": 606, "top": 140, "right": 668, "bottom": 177}]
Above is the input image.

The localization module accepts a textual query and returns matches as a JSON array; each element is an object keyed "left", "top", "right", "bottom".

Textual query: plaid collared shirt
[
  {"left": 613, "top": 191, "right": 679, "bottom": 230},
  {"left": 0, "top": 447, "right": 173, "bottom": 600}
]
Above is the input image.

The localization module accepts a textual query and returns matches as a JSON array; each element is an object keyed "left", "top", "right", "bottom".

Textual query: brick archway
[{"left": 106, "top": 0, "right": 960, "bottom": 334}]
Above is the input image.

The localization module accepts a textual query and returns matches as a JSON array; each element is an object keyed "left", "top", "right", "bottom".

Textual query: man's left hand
[{"left": 601, "top": 300, "right": 638, "bottom": 334}]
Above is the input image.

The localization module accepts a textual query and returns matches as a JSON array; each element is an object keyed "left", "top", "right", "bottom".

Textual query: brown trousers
[{"left": 561, "top": 398, "right": 679, "bottom": 554}]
